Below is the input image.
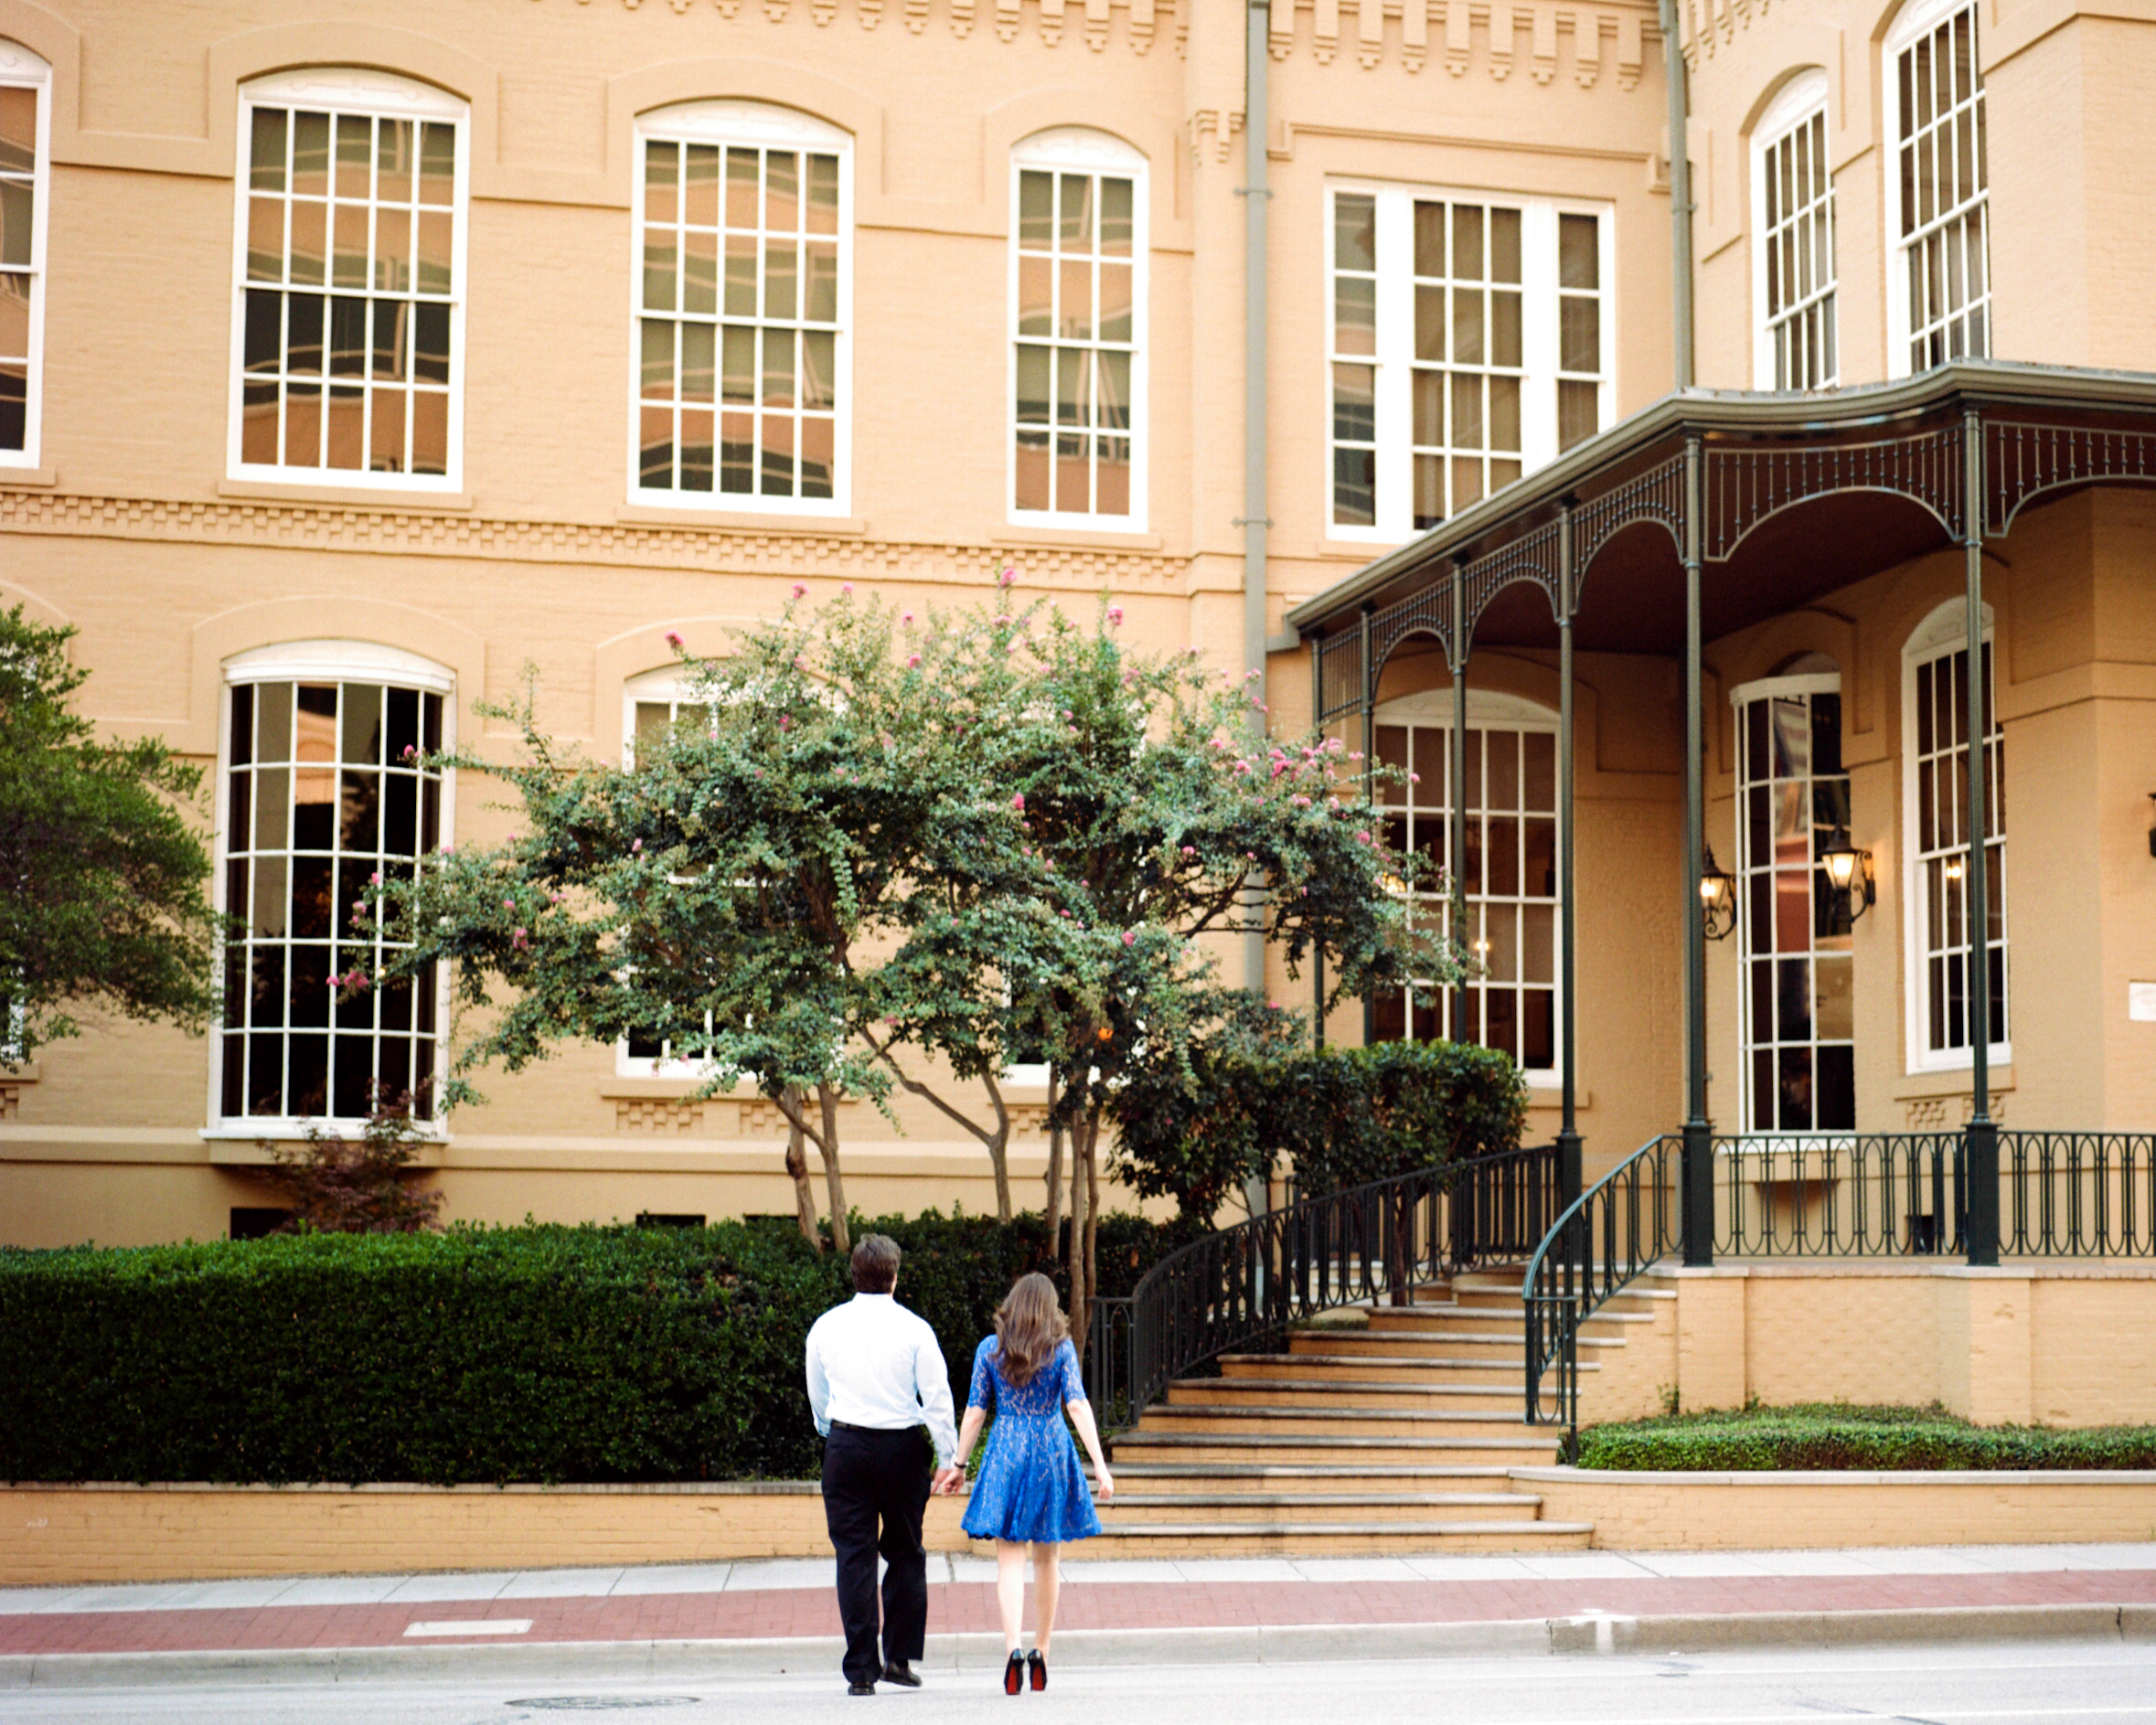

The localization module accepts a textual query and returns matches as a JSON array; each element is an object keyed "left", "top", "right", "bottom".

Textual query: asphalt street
[{"left": 5, "top": 1640, "right": 2153, "bottom": 1725}]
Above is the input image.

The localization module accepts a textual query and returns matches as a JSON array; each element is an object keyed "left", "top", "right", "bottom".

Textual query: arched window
[
  {"left": 1751, "top": 69, "right": 1836, "bottom": 391},
  {"left": 1732, "top": 665, "right": 1853, "bottom": 1133},
  {"left": 1370, "top": 689, "right": 1561, "bottom": 1078},
  {"left": 1884, "top": 0, "right": 1991, "bottom": 375},
  {"left": 633, "top": 101, "right": 851, "bottom": 513},
  {"left": 0, "top": 39, "right": 51, "bottom": 467},
  {"left": 1009, "top": 127, "right": 1147, "bottom": 526},
  {"left": 214, "top": 643, "right": 454, "bottom": 1129},
  {"left": 1901, "top": 600, "right": 2008, "bottom": 1069},
  {"left": 230, "top": 69, "right": 469, "bottom": 487}
]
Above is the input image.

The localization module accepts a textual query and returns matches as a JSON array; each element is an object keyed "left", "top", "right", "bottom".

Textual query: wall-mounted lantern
[
  {"left": 1821, "top": 823, "right": 1876, "bottom": 922},
  {"left": 1701, "top": 846, "right": 1738, "bottom": 942},
  {"left": 2147, "top": 793, "right": 2154, "bottom": 859}
]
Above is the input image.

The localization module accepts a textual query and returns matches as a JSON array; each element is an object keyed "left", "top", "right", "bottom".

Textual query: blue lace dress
[{"left": 959, "top": 1336, "right": 1103, "bottom": 1544}]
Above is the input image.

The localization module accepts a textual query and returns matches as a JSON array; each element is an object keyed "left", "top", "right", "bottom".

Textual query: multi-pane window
[
  {"left": 635, "top": 104, "right": 848, "bottom": 508},
  {"left": 1907, "top": 626, "right": 2008, "bottom": 1061},
  {"left": 1892, "top": 0, "right": 1989, "bottom": 373},
  {"left": 1756, "top": 77, "right": 1837, "bottom": 390},
  {"left": 1011, "top": 132, "right": 1144, "bottom": 523},
  {"left": 1329, "top": 185, "right": 1607, "bottom": 538},
  {"left": 233, "top": 72, "right": 464, "bottom": 484},
  {"left": 220, "top": 676, "right": 446, "bottom": 1123},
  {"left": 1371, "top": 711, "right": 1559, "bottom": 1072},
  {"left": 1734, "top": 678, "right": 1854, "bottom": 1133},
  {"left": 0, "top": 41, "right": 49, "bottom": 464}
]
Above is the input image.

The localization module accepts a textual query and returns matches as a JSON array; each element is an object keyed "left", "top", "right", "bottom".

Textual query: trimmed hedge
[
  {"left": 0, "top": 1209, "right": 1187, "bottom": 1487},
  {"left": 1575, "top": 1402, "right": 2156, "bottom": 1472}
]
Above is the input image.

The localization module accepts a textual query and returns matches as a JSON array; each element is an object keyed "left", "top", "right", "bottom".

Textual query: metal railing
[
  {"left": 1522, "top": 1134, "right": 1680, "bottom": 1443},
  {"left": 1716, "top": 1132, "right": 1967, "bottom": 1256},
  {"left": 2001, "top": 1132, "right": 2156, "bottom": 1257},
  {"left": 1083, "top": 1141, "right": 1561, "bottom": 1434}
]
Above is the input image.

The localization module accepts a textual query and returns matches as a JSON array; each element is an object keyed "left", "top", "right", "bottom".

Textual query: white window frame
[
  {"left": 1883, "top": 0, "right": 1990, "bottom": 378},
  {"left": 204, "top": 639, "right": 458, "bottom": 1139},
  {"left": 628, "top": 101, "right": 854, "bottom": 517},
  {"left": 1006, "top": 126, "right": 1148, "bottom": 530},
  {"left": 1750, "top": 69, "right": 1837, "bottom": 391},
  {"left": 1325, "top": 182, "right": 1614, "bottom": 546},
  {"left": 1371, "top": 687, "right": 1564, "bottom": 1086},
  {"left": 1899, "top": 599, "right": 2010, "bottom": 1075},
  {"left": 0, "top": 39, "right": 51, "bottom": 470},
  {"left": 226, "top": 69, "right": 470, "bottom": 493}
]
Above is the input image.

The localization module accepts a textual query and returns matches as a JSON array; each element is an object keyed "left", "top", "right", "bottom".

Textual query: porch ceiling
[{"left": 1287, "top": 361, "right": 2156, "bottom": 690}]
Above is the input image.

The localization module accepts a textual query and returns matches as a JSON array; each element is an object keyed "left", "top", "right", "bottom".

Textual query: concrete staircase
[{"left": 1082, "top": 1265, "right": 1660, "bottom": 1558}]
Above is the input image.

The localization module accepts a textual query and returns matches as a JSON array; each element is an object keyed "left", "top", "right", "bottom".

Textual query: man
[{"left": 806, "top": 1234, "right": 963, "bottom": 1695}]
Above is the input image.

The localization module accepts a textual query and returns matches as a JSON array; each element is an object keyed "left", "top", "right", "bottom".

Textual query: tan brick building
[{"left": 1, "top": 0, "right": 2151, "bottom": 1251}]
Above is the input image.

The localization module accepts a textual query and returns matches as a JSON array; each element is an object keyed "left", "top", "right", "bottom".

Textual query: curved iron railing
[
  {"left": 1522, "top": 1134, "right": 1680, "bottom": 1443},
  {"left": 1083, "top": 1141, "right": 1560, "bottom": 1434}
]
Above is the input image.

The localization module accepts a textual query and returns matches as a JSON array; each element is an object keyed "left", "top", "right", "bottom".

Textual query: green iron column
[
  {"left": 1681, "top": 435, "right": 1713, "bottom": 1267},
  {"left": 1450, "top": 565, "right": 1470, "bottom": 1049},
  {"left": 1557, "top": 503, "right": 1581, "bottom": 1222},
  {"left": 1962, "top": 409, "right": 2000, "bottom": 1265}
]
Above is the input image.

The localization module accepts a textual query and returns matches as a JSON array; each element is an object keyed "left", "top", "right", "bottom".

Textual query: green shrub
[
  {"left": 0, "top": 1208, "right": 1186, "bottom": 1487},
  {"left": 1114, "top": 1038, "right": 1529, "bottom": 1215},
  {"left": 1575, "top": 1402, "right": 2156, "bottom": 1471}
]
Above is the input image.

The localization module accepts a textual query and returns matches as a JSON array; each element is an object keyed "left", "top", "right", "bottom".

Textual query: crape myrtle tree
[
  {"left": 0, "top": 606, "right": 224, "bottom": 1063},
  {"left": 944, "top": 596, "right": 1457, "bottom": 1337}
]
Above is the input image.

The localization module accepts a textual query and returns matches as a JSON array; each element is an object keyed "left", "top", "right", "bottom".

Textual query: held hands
[{"left": 932, "top": 1465, "right": 965, "bottom": 1496}]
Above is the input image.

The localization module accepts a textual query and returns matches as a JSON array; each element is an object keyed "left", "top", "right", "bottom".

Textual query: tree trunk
[
  {"left": 782, "top": 1089, "right": 821, "bottom": 1249},
  {"left": 1082, "top": 1112, "right": 1102, "bottom": 1339},
  {"left": 1043, "top": 1067, "right": 1064, "bottom": 1239},
  {"left": 816, "top": 1078, "right": 850, "bottom": 1256},
  {"left": 986, "top": 1126, "right": 1012, "bottom": 1223},
  {"left": 1065, "top": 1110, "right": 1094, "bottom": 1345}
]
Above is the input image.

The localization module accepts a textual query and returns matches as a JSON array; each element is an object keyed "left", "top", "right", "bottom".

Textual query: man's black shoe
[
  {"left": 849, "top": 1680, "right": 877, "bottom": 1695},
  {"left": 881, "top": 1661, "right": 923, "bottom": 1688}
]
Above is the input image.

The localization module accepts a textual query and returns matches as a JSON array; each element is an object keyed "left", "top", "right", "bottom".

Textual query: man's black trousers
[{"left": 821, "top": 1422, "right": 933, "bottom": 1685}]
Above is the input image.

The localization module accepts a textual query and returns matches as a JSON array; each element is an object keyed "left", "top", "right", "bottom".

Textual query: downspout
[
  {"left": 1243, "top": 0, "right": 1272, "bottom": 998},
  {"left": 1660, "top": 0, "right": 1695, "bottom": 389}
]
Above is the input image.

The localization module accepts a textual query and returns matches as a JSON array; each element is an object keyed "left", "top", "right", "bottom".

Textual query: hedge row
[
  {"left": 1575, "top": 1402, "right": 2156, "bottom": 1471},
  {"left": 0, "top": 1209, "right": 1188, "bottom": 1487}
]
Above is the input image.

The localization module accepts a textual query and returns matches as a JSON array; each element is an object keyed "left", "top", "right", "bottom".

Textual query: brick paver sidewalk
[{"left": 5, "top": 1547, "right": 2153, "bottom": 1658}]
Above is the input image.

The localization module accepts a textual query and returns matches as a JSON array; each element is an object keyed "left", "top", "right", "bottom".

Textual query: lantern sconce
[
  {"left": 2147, "top": 793, "right": 2154, "bottom": 859},
  {"left": 1821, "top": 823, "right": 1876, "bottom": 922},
  {"left": 1701, "top": 847, "right": 1738, "bottom": 942}
]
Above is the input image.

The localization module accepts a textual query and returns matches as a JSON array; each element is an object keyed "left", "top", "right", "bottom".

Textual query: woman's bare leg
[
  {"left": 995, "top": 1540, "right": 1027, "bottom": 1655},
  {"left": 1030, "top": 1542, "right": 1062, "bottom": 1654}
]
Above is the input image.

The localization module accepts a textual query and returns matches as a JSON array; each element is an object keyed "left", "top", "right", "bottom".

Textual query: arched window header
[
  {"left": 1755, "top": 67, "right": 1829, "bottom": 144},
  {"left": 1012, "top": 125, "right": 1147, "bottom": 173},
  {"left": 241, "top": 67, "right": 464, "bottom": 121},
  {"left": 225, "top": 638, "right": 457, "bottom": 696},
  {"left": 1884, "top": 0, "right": 1973, "bottom": 54},
  {"left": 638, "top": 98, "right": 850, "bottom": 149},
  {"left": 1905, "top": 595, "right": 1995, "bottom": 658}
]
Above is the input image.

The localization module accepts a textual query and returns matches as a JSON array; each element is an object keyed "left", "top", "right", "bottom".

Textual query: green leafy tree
[{"left": 0, "top": 606, "right": 223, "bottom": 1063}]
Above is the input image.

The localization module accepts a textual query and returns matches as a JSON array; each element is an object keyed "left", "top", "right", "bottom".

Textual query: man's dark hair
[{"left": 852, "top": 1233, "right": 901, "bottom": 1294}]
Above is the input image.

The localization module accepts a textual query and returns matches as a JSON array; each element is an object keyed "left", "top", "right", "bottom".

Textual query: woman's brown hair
[{"left": 991, "top": 1272, "right": 1069, "bottom": 1388}]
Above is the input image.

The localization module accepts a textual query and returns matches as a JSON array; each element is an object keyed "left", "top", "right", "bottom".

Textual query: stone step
[
  {"left": 1110, "top": 1432, "right": 1562, "bottom": 1466},
  {"left": 1220, "top": 1352, "right": 1531, "bottom": 1387},
  {"left": 1110, "top": 1463, "right": 1519, "bottom": 1490},
  {"left": 1073, "top": 1521, "right": 1596, "bottom": 1557},
  {"left": 1135, "top": 1404, "right": 1542, "bottom": 1440},
  {"left": 1103, "top": 1491, "right": 1541, "bottom": 1524},
  {"left": 1166, "top": 1377, "right": 1537, "bottom": 1411}
]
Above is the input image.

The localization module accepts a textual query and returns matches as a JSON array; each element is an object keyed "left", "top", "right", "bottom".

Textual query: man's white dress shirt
[{"left": 805, "top": 1293, "right": 958, "bottom": 1467}]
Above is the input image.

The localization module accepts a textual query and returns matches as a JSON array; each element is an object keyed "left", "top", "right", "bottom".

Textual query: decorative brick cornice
[
  {"left": 556, "top": 0, "right": 1175, "bottom": 52},
  {"left": 1272, "top": 0, "right": 1650, "bottom": 83},
  {"left": 0, "top": 489, "right": 1189, "bottom": 591}
]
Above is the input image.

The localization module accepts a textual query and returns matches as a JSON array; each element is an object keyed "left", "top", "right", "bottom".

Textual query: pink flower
[
  {"left": 999, "top": 567, "right": 1015, "bottom": 586},
  {"left": 368, "top": 871, "right": 382, "bottom": 886},
  {"left": 1060, "top": 908, "right": 1072, "bottom": 918},
  {"left": 632, "top": 837, "right": 644, "bottom": 852},
  {"left": 665, "top": 630, "right": 685, "bottom": 649},
  {"left": 1356, "top": 830, "right": 1373, "bottom": 846},
  {"left": 326, "top": 974, "right": 343, "bottom": 988},
  {"left": 906, "top": 655, "right": 921, "bottom": 668},
  {"left": 777, "top": 713, "right": 792, "bottom": 730},
  {"left": 1011, "top": 793, "right": 1026, "bottom": 812},
  {"left": 1106, "top": 606, "right": 1124, "bottom": 626},
  {"left": 1180, "top": 845, "right": 1196, "bottom": 857},
  {"left": 1122, "top": 929, "right": 1137, "bottom": 946},
  {"left": 792, "top": 582, "right": 807, "bottom": 600},
  {"left": 351, "top": 973, "right": 370, "bottom": 992},
  {"left": 996, "top": 615, "right": 1012, "bottom": 626},
  {"left": 1292, "top": 794, "right": 1311, "bottom": 808},
  {"left": 502, "top": 897, "right": 516, "bottom": 910},
  {"left": 841, "top": 582, "right": 853, "bottom": 594},
  {"left": 902, "top": 611, "right": 913, "bottom": 624},
  {"left": 1409, "top": 772, "right": 1421, "bottom": 783},
  {"left": 401, "top": 744, "right": 417, "bottom": 761},
  {"left": 352, "top": 900, "right": 367, "bottom": 915},
  {"left": 511, "top": 927, "right": 529, "bottom": 950}
]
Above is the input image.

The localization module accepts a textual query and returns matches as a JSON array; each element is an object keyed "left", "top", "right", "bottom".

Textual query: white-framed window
[
  {"left": 1885, "top": 0, "right": 1990, "bottom": 376},
  {"left": 1733, "top": 670, "right": 1854, "bottom": 1133},
  {"left": 1901, "top": 601, "right": 2009, "bottom": 1071},
  {"left": 0, "top": 40, "right": 51, "bottom": 466},
  {"left": 1370, "top": 690, "right": 1560, "bottom": 1078},
  {"left": 229, "top": 70, "right": 468, "bottom": 488},
  {"left": 632, "top": 101, "right": 851, "bottom": 513},
  {"left": 617, "top": 669, "right": 719, "bottom": 1076},
  {"left": 1752, "top": 69, "right": 1837, "bottom": 391},
  {"left": 1009, "top": 128, "right": 1147, "bottom": 527},
  {"left": 213, "top": 643, "right": 454, "bottom": 1131},
  {"left": 1328, "top": 184, "right": 1611, "bottom": 542}
]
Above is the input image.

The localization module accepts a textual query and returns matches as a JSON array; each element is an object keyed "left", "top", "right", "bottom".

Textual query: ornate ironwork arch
[
  {"left": 1703, "top": 425, "right": 1964, "bottom": 562},
  {"left": 1314, "top": 627, "right": 1368, "bottom": 724},
  {"left": 1986, "top": 420, "right": 2156, "bottom": 536},
  {"left": 1572, "top": 453, "right": 1687, "bottom": 586},
  {"left": 1459, "top": 518, "right": 1564, "bottom": 635},
  {"left": 1369, "top": 572, "right": 1457, "bottom": 676}
]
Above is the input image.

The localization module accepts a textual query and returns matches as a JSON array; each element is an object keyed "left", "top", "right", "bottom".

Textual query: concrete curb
[{"left": 4, "top": 1602, "right": 2151, "bottom": 1689}]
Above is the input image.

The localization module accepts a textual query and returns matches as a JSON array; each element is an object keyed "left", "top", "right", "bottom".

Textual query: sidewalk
[{"left": 4, "top": 1544, "right": 2154, "bottom": 1680}]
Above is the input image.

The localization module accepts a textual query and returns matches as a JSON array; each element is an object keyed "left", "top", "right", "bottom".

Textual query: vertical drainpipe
[
  {"left": 1243, "top": 0, "right": 1273, "bottom": 999},
  {"left": 1660, "top": 0, "right": 1695, "bottom": 390}
]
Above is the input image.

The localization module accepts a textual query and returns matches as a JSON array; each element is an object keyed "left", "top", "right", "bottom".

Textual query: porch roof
[{"left": 1285, "top": 361, "right": 2156, "bottom": 716}]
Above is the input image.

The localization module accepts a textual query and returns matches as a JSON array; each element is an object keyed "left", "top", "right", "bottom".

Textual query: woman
[{"left": 943, "top": 1272, "right": 1114, "bottom": 1694}]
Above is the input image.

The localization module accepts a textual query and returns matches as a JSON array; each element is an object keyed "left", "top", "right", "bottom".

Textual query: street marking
[{"left": 401, "top": 1618, "right": 534, "bottom": 1637}]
